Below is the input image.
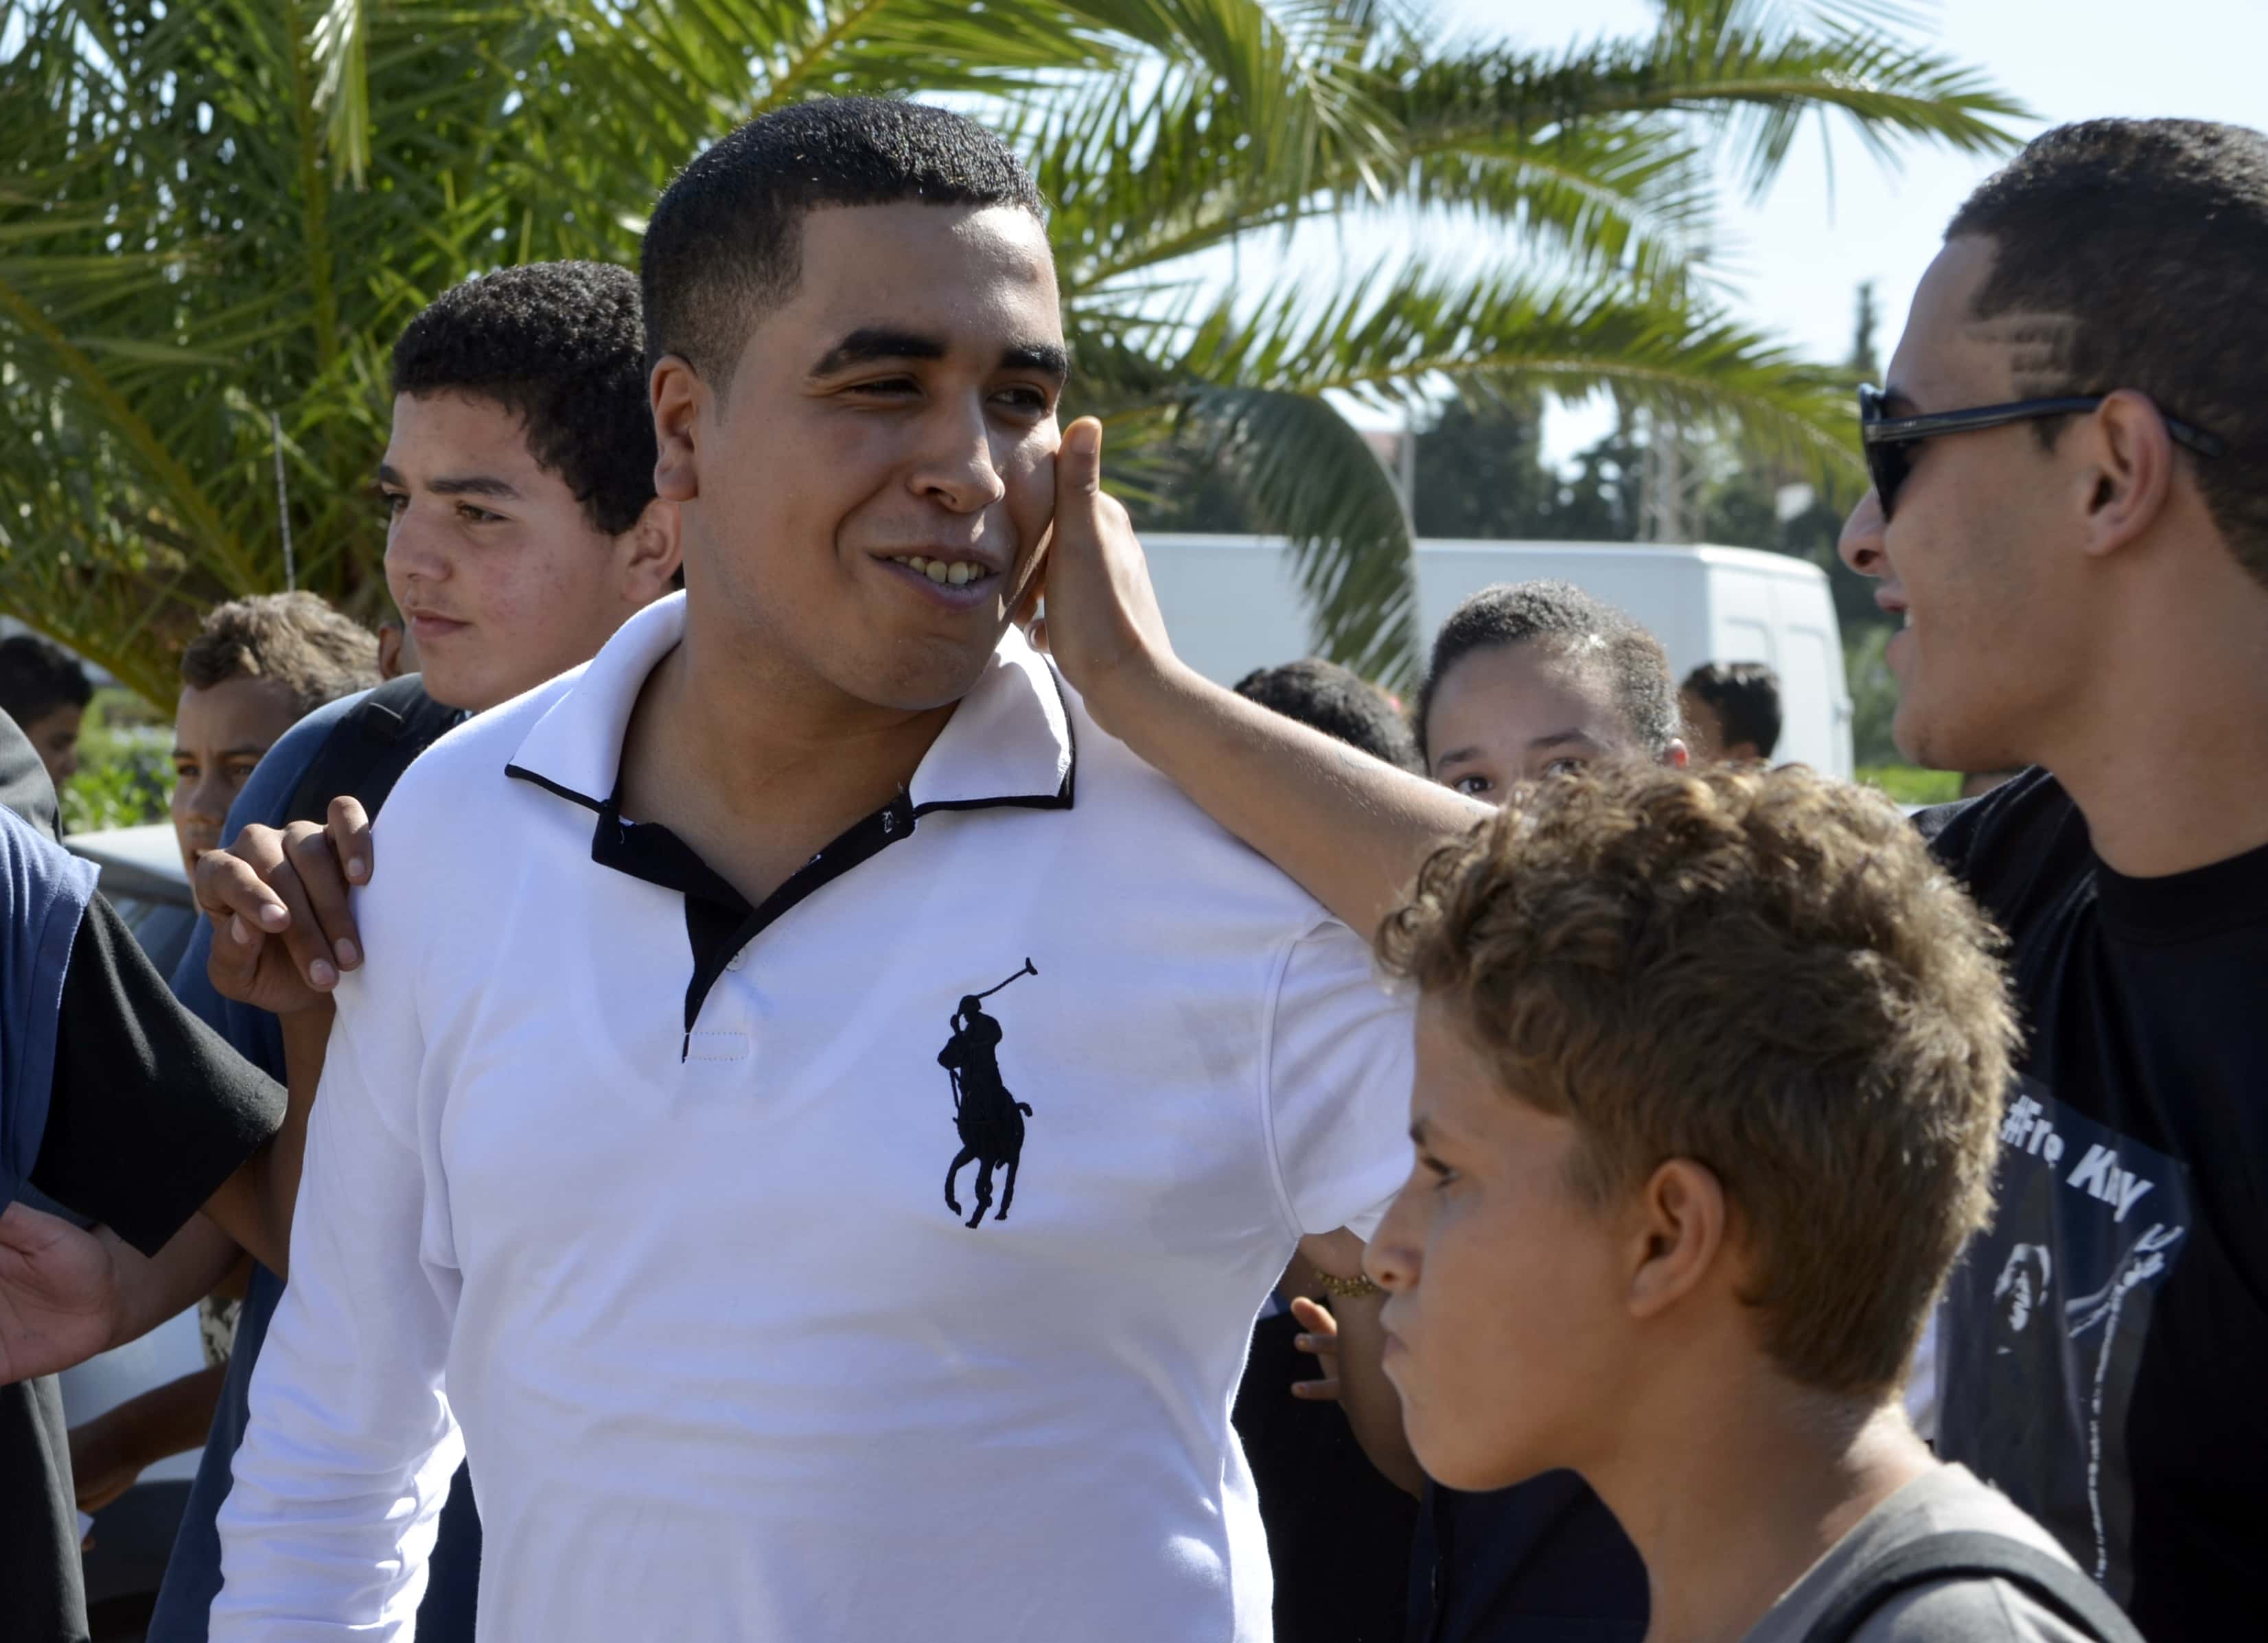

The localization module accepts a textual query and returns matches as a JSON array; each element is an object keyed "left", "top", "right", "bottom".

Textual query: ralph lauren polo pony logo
[{"left": 939, "top": 959, "right": 1038, "bottom": 1229}]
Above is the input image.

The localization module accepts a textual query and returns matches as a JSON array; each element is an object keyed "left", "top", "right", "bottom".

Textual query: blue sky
[{"left": 1398, "top": 0, "right": 2268, "bottom": 461}]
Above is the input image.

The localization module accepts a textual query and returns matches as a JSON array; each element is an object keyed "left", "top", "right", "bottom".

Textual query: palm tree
[{"left": 0, "top": 0, "right": 2022, "bottom": 701}]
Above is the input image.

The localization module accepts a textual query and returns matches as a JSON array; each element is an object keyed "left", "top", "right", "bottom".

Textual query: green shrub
[
  {"left": 1857, "top": 765, "right": 1962, "bottom": 808},
  {"left": 61, "top": 688, "right": 172, "bottom": 834}
]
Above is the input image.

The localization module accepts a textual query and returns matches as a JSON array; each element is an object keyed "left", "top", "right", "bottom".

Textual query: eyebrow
[
  {"left": 172, "top": 742, "right": 270, "bottom": 759},
  {"left": 375, "top": 463, "right": 522, "bottom": 501},
  {"left": 1527, "top": 729, "right": 1603, "bottom": 753},
  {"left": 1432, "top": 746, "right": 1482, "bottom": 768},
  {"left": 808, "top": 327, "right": 1070, "bottom": 384}
]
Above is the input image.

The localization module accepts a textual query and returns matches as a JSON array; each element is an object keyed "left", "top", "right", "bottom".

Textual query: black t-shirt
[
  {"left": 30, "top": 892, "right": 286, "bottom": 1255},
  {"left": 1405, "top": 1473, "right": 1646, "bottom": 1643},
  {"left": 1918, "top": 768, "right": 2268, "bottom": 1643},
  {"left": 1231, "top": 1303, "right": 1418, "bottom": 1643},
  {"left": 2, "top": 720, "right": 284, "bottom": 1643}
]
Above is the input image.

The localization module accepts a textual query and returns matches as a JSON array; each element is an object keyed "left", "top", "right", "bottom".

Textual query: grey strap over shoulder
[{"left": 1800, "top": 1531, "right": 2142, "bottom": 1643}]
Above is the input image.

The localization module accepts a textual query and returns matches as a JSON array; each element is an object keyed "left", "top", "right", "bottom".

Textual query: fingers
[
  {"left": 198, "top": 824, "right": 345, "bottom": 994},
  {"left": 327, "top": 795, "right": 374, "bottom": 892},
  {"left": 293, "top": 813, "right": 365, "bottom": 971},
  {"left": 264, "top": 826, "right": 345, "bottom": 989},
  {"left": 195, "top": 846, "right": 292, "bottom": 997},
  {"left": 1051, "top": 419, "right": 1104, "bottom": 549},
  {"left": 1287, "top": 1294, "right": 1344, "bottom": 1399}
]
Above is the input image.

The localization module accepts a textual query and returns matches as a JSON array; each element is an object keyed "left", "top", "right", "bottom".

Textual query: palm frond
[{"left": 1164, "top": 387, "right": 1421, "bottom": 688}]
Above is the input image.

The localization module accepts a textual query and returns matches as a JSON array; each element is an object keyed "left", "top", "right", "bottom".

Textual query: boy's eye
[
  {"left": 846, "top": 377, "right": 918, "bottom": 398},
  {"left": 378, "top": 491, "right": 407, "bottom": 516},
  {"left": 456, "top": 503, "right": 502, "bottom": 524},
  {"left": 994, "top": 386, "right": 1051, "bottom": 415},
  {"left": 1452, "top": 773, "right": 1493, "bottom": 797},
  {"left": 1542, "top": 757, "right": 1587, "bottom": 779}
]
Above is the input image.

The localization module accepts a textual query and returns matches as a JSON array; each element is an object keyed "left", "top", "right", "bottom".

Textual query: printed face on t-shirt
[
  {"left": 653, "top": 201, "right": 1067, "bottom": 719},
  {"left": 1367, "top": 1001, "right": 1639, "bottom": 1492}
]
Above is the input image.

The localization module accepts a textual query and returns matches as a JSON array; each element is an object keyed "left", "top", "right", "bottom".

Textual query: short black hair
[
  {"left": 1233, "top": 658, "right": 1421, "bottom": 772},
  {"left": 641, "top": 96, "right": 1046, "bottom": 391},
  {"left": 1947, "top": 118, "right": 2268, "bottom": 589},
  {"left": 1415, "top": 581, "right": 1679, "bottom": 764},
  {"left": 1682, "top": 661, "right": 1783, "bottom": 759},
  {"left": 391, "top": 260, "right": 654, "bottom": 536},
  {"left": 0, "top": 633, "right": 93, "bottom": 727}
]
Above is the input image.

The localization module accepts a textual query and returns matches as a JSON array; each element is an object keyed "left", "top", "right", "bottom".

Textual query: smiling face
[
  {"left": 170, "top": 674, "right": 302, "bottom": 878},
  {"left": 1366, "top": 1002, "right": 1638, "bottom": 1491},
  {"left": 653, "top": 201, "right": 1065, "bottom": 717},
  {"left": 381, "top": 391, "right": 673, "bottom": 713},
  {"left": 1424, "top": 641, "right": 1639, "bottom": 801},
  {"left": 1837, "top": 237, "right": 2092, "bottom": 773}
]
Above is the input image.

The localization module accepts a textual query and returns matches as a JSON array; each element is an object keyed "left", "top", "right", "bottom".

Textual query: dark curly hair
[
  {"left": 1681, "top": 660, "right": 1783, "bottom": 760},
  {"left": 1415, "top": 581, "right": 1680, "bottom": 764},
  {"left": 1948, "top": 119, "right": 2268, "bottom": 590},
  {"left": 1380, "top": 761, "right": 2015, "bottom": 1397},
  {"left": 1233, "top": 657, "right": 1420, "bottom": 772},
  {"left": 642, "top": 97, "right": 1045, "bottom": 393},
  {"left": 391, "top": 260, "right": 654, "bottom": 536},
  {"left": 0, "top": 633, "right": 92, "bottom": 727}
]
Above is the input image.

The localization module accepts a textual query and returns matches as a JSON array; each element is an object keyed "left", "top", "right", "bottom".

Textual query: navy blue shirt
[
  {"left": 150, "top": 692, "right": 481, "bottom": 1642},
  {"left": 1407, "top": 1475, "right": 1647, "bottom": 1643}
]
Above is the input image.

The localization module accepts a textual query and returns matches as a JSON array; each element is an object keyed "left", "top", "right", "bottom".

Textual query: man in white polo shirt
[{"left": 209, "top": 98, "right": 1411, "bottom": 1640}]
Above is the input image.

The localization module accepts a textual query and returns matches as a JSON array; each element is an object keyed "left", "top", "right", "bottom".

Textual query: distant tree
[
  {"left": 1844, "top": 624, "right": 1903, "bottom": 765},
  {"left": 1850, "top": 281, "right": 1883, "bottom": 384},
  {"left": 1410, "top": 396, "right": 1555, "bottom": 539},
  {"left": 1, "top": 0, "right": 2026, "bottom": 697}
]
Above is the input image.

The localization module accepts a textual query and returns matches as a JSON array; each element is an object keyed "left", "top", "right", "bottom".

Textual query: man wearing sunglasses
[{"left": 1838, "top": 118, "right": 2268, "bottom": 1643}]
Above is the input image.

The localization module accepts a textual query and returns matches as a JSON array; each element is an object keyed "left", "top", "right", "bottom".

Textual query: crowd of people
[{"left": 0, "top": 97, "right": 2260, "bottom": 1643}]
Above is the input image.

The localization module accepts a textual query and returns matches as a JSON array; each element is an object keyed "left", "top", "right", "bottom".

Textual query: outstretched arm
[{"left": 1032, "top": 418, "right": 1487, "bottom": 938}]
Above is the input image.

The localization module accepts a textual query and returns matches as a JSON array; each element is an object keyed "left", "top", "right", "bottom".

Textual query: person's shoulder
[
  {"left": 371, "top": 669, "right": 582, "bottom": 827},
  {"left": 1910, "top": 769, "right": 2090, "bottom": 916},
  {"left": 1859, "top": 1576, "right": 2100, "bottom": 1643},
  {"left": 1833, "top": 1469, "right": 2105, "bottom": 1643},
  {"left": 1910, "top": 766, "right": 2069, "bottom": 851},
  {"left": 1054, "top": 673, "right": 1335, "bottom": 920}
]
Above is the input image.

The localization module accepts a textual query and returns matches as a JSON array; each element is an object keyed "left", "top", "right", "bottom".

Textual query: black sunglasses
[{"left": 1857, "top": 385, "right": 2228, "bottom": 518}]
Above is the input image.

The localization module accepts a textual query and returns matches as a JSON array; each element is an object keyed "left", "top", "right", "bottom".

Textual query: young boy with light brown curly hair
[{"left": 1363, "top": 762, "right": 2139, "bottom": 1643}]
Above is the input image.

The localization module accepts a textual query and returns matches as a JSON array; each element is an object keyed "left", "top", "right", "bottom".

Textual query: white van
[{"left": 1137, "top": 535, "right": 1855, "bottom": 779}]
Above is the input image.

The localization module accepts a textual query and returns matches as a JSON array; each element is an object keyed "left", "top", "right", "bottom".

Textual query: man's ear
[
  {"left": 1625, "top": 1157, "right": 1728, "bottom": 1321},
  {"left": 617, "top": 497, "right": 683, "bottom": 603},
  {"left": 651, "top": 357, "right": 704, "bottom": 504},
  {"left": 2076, "top": 388, "right": 2180, "bottom": 561}
]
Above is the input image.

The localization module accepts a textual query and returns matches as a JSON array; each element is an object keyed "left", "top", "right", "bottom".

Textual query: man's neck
[
  {"left": 616, "top": 615, "right": 958, "bottom": 907},
  {"left": 2037, "top": 567, "right": 2268, "bottom": 878},
  {"left": 1588, "top": 1373, "right": 1932, "bottom": 1643}
]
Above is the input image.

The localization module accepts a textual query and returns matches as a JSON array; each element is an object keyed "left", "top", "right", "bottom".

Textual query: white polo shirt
[{"left": 213, "top": 592, "right": 1414, "bottom": 1642}]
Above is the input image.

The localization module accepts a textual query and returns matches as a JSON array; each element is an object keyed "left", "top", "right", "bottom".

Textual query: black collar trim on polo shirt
[{"left": 503, "top": 666, "right": 1076, "bottom": 1059}]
